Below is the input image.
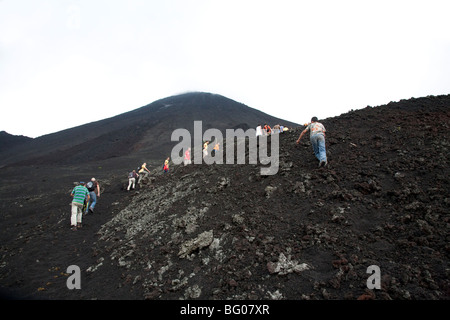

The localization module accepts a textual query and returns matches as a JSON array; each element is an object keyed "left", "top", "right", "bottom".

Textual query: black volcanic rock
[
  {"left": 0, "top": 131, "right": 32, "bottom": 154},
  {"left": 0, "top": 92, "right": 298, "bottom": 168},
  {"left": 0, "top": 94, "right": 449, "bottom": 303}
]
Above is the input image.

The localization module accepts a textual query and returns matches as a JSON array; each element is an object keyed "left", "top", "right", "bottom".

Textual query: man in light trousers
[{"left": 71, "top": 182, "right": 90, "bottom": 230}]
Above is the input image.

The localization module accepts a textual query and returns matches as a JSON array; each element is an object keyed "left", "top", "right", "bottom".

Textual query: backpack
[
  {"left": 86, "top": 181, "right": 95, "bottom": 191},
  {"left": 128, "top": 172, "right": 134, "bottom": 178}
]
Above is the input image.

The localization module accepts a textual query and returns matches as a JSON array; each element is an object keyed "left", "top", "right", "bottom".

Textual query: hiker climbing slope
[
  {"left": 127, "top": 170, "right": 139, "bottom": 191},
  {"left": 163, "top": 157, "right": 170, "bottom": 173},
  {"left": 85, "top": 177, "right": 100, "bottom": 214},
  {"left": 296, "top": 116, "right": 328, "bottom": 167},
  {"left": 138, "top": 162, "right": 151, "bottom": 187},
  {"left": 70, "top": 181, "right": 90, "bottom": 230},
  {"left": 184, "top": 148, "right": 191, "bottom": 166}
]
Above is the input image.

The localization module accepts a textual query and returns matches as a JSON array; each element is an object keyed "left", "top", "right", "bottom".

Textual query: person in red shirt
[{"left": 163, "top": 157, "right": 170, "bottom": 173}]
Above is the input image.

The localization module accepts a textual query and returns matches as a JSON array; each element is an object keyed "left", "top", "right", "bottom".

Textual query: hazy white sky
[{"left": 1, "top": 0, "right": 449, "bottom": 138}]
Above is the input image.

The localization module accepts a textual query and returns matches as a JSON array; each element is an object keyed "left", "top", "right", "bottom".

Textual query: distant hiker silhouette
[
  {"left": 256, "top": 125, "right": 263, "bottom": 137},
  {"left": 203, "top": 141, "right": 209, "bottom": 159},
  {"left": 163, "top": 157, "right": 170, "bottom": 173},
  {"left": 184, "top": 148, "right": 191, "bottom": 166},
  {"left": 212, "top": 142, "right": 220, "bottom": 157}
]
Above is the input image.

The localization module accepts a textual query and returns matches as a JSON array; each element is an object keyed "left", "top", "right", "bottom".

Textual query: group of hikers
[
  {"left": 127, "top": 157, "right": 171, "bottom": 191},
  {"left": 69, "top": 177, "right": 101, "bottom": 231},
  {"left": 202, "top": 141, "right": 220, "bottom": 159},
  {"left": 69, "top": 117, "right": 327, "bottom": 230},
  {"left": 256, "top": 123, "right": 289, "bottom": 136}
]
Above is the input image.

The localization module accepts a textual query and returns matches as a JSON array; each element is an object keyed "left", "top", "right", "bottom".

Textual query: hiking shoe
[
  {"left": 319, "top": 160, "right": 327, "bottom": 167},
  {"left": 71, "top": 226, "right": 77, "bottom": 231}
]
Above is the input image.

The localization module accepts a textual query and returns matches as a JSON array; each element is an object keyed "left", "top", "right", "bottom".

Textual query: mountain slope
[
  {"left": 88, "top": 94, "right": 450, "bottom": 300},
  {"left": 0, "top": 92, "right": 299, "bottom": 167},
  {"left": 0, "top": 131, "right": 32, "bottom": 153},
  {"left": 0, "top": 94, "right": 448, "bottom": 301}
]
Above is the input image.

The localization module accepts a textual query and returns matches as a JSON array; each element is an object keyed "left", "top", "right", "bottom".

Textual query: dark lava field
[{"left": 0, "top": 95, "right": 449, "bottom": 305}]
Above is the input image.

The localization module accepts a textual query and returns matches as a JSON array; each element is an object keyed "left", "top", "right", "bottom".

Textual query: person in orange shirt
[{"left": 212, "top": 142, "right": 220, "bottom": 156}]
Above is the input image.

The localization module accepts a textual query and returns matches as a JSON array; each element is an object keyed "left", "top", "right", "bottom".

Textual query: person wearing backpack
[
  {"left": 85, "top": 177, "right": 100, "bottom": 214},
  {"left": 127, "top": 170, "right": 139, "bottom": 191}
]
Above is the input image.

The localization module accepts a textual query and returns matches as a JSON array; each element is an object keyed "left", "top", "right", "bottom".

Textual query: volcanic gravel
[{"left": 0, "top": 95, "right": 449, "bottom": 302}]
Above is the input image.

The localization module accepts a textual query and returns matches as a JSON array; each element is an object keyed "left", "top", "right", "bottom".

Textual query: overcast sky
[{"left": 1, "top": 0, "right": 449, "bottom": 138}]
